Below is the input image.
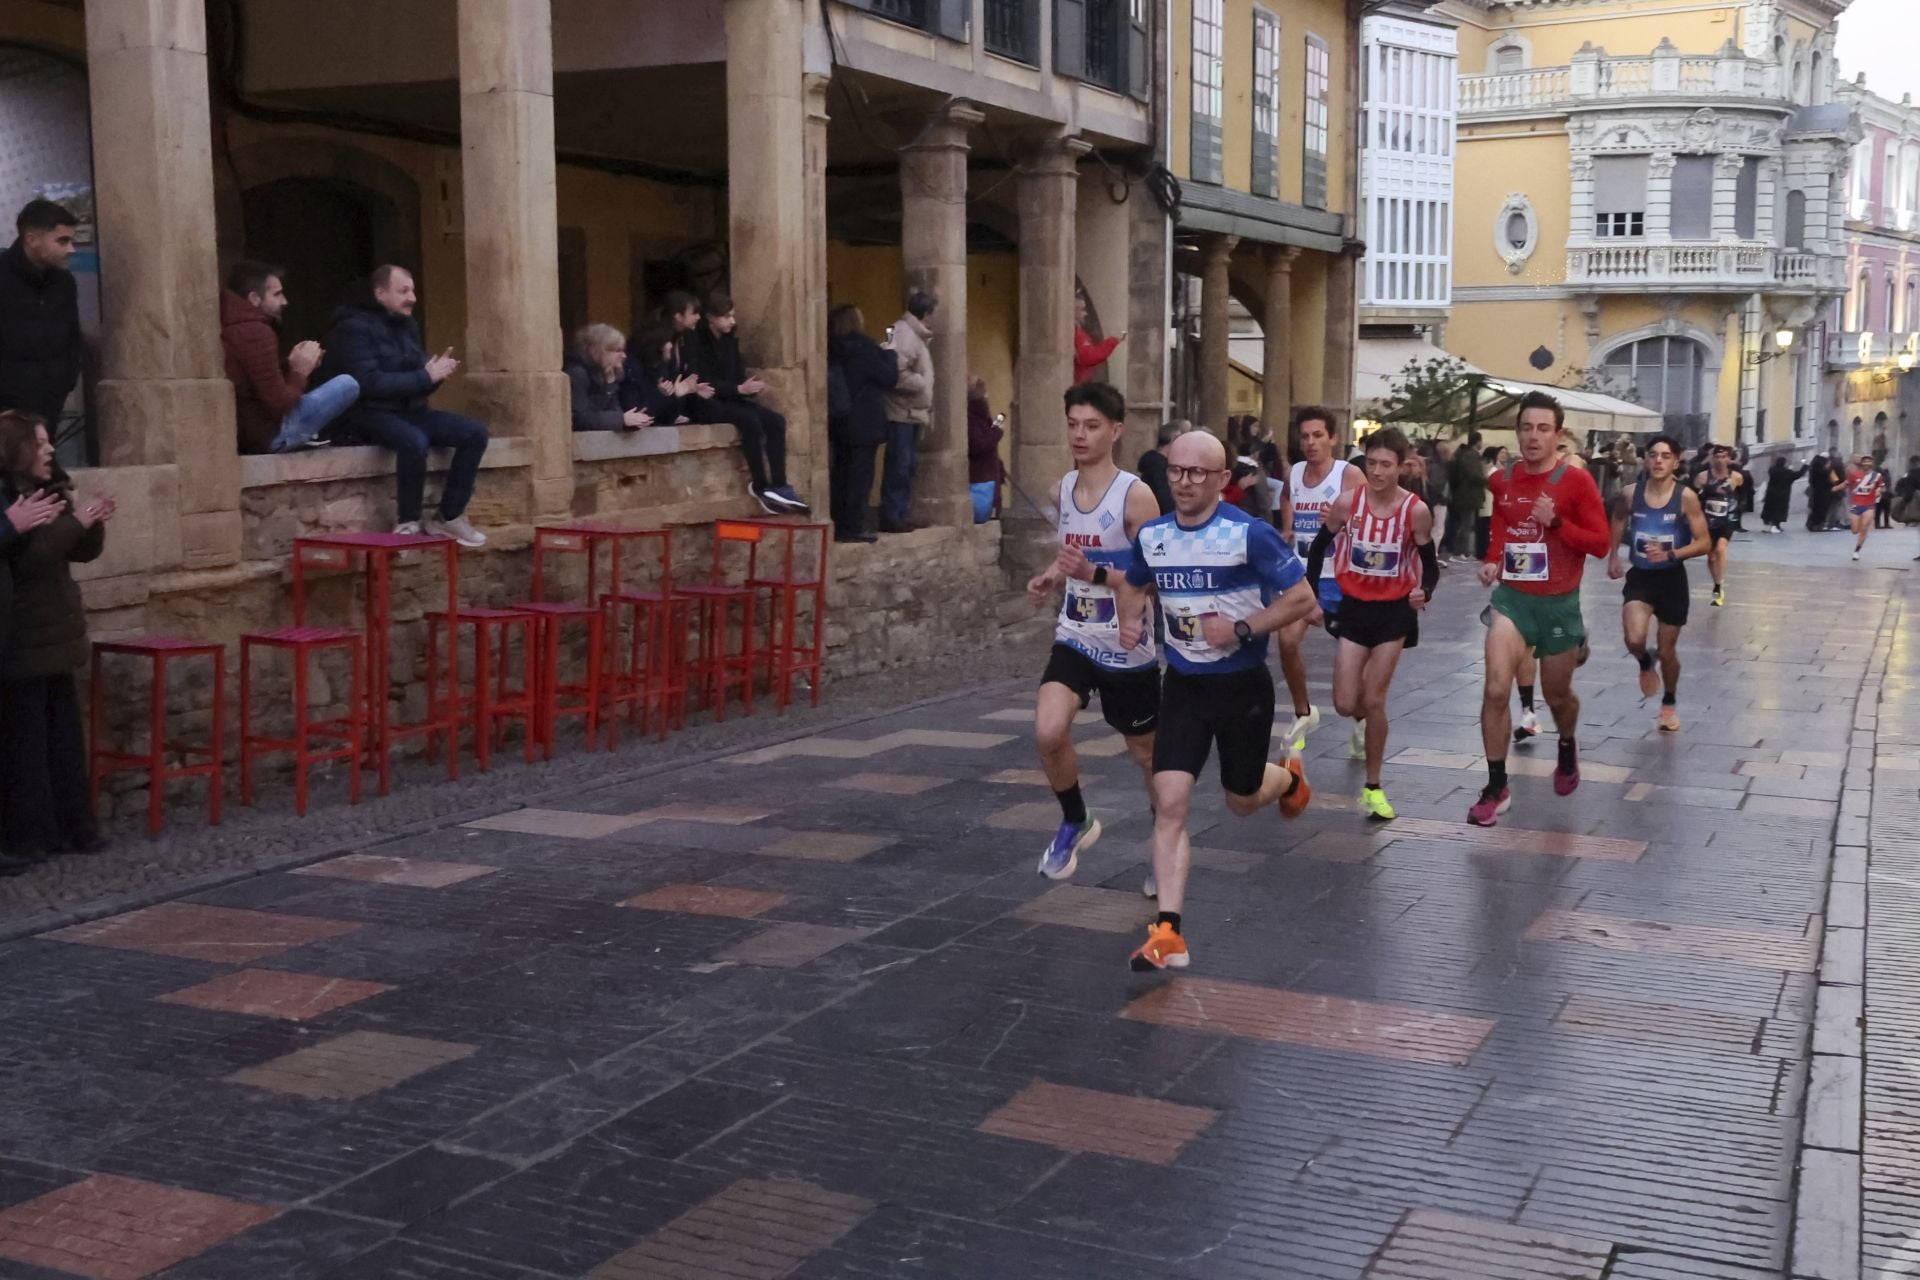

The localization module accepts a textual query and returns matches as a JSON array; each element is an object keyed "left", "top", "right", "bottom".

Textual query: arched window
[
  {"left": 1784, "top": 189, "right": 1807, "bottom": 249},
  {"left": 1886, "top": 273, "right": 1898, "bottom": 332},
  {"left": 1811, "top": 52, "right": 1824, "bottom": 104},
  {"left": 1856, "top": 268, "right": 1874, "bottom": 329},
  {"left": 1603, "top": 336, "right": 1708, "bottom": 432},
  {"left": 1792, "top": 60, "right": 1806, "bottom": 102},
  {"left": 1907, "top": 279, "right": 1917, "bottom": 332},
  {"left": 1492, "top": 39, "right": 1527, "bottom": 73}
]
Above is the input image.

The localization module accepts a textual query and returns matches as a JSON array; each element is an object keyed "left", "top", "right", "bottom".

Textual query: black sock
[
  {"left": 1558, "top": 735, "right": 1578, "bottom": 756},
  {"left": 1630, "top": 649, "right": 1654, "bottom": 672},
  {"left": 1487, "top": 760, "right": 1507, "bottom": 791},
  {"left": 1056, "top": 783, "right": 1087, "bottom": 825},
  {"left": 1156, "top": 911, "right": 1182, "bottom": 934},
  {"left": 1662, "top": 691, "right": 1677, "bottom": 706},
  {"left": 1518, "top": 684, "right": 1536, "bottom": 711}
]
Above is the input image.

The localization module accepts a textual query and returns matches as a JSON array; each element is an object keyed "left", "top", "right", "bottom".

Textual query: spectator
[
  {"left": 966, "top": 374, "right": 1004, "bottom": 524},
  {"left": 1429, "top": 440, "right": 1453, "bottom": 562},
  {"left": 1807, "top": 451, "right": 1833, "bottom": 531},
  {"left": 1228, "top": 457, "right": 1271, "bottom": 519},
  {"left": 1475, "top": 444, "right": 1502, "bottom": 559},
  {"left": 1138, "top": 420, "right": 1186, "bottom": 515},
  {"left": 564, "top": 323, "right": 651, "bottom": 433},
  {"left": 1894, "top": 456, "right": 1920, "bottom": 561},
  {"left": 221, "top": 260, "right": 360, "bottom": 454},
  {"left": 1761, "top": 455, "right": 1804, "bottom": 533},
  {"left": 622, "top": 320, "right": 695, "bottom": 425},
  {"left": 0, "top": 411, "right": 110, "bottom": 868},
  {"left": 328, "top": 265, "right": 489, "bottom": 547},
  {"left": 1875, "top": 457, "right": 1895, "bottom": 530},
  {"left": 1447, "top": 430, "right": 1487, "bottom": 558},
  {"left": 826, "top": 305, "right": 900, "bottom": 544},
  {"left": 880, "top": 291, "right": 936, "bottom": 533},
  {"left": 691, "top": 290, "right": 807, "bottom": 513},
  {"left": 0, "top": 200, "right": 82, "bottom": 429},
  {"left": 1072, "top": 291, "right": 1124, "bottom": 385}
]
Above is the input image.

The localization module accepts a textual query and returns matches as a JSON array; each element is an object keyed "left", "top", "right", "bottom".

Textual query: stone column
[
  {"left": 1197, "top": 233, "right": 1237, "bottom": 433},
  {"left": 899, "top": 102, "right": 984, "bottom": 528},
  {"left": 1124, "top": 181, "right": 1170, "bottom": 466},
  {"left": 1323, "top": 246, "right": 1358, "bottom": 433},
  {"left": 89, "top": 0, "right": 237, "bottom": 568},
  {"left": 1712, "top": 153, "right": 1745, "bottom": 241},
  {"left": 457, "top": 0, "right": 570, "bottom": 523},
  {"left": 1012, "top": 134, "right": 1090, "bottom": 516},
  {"left": 724, "top": 0, "right": 820, "bottom": 508},
  {"left": 1646, "top": 152, "right": 1676, "bottom": 240},
  {"left": 1261, "top": 246, "right": 1298, "bottom": 440},
  {"left": 802, "top": 73, "right": 833, "bottom": 507}
]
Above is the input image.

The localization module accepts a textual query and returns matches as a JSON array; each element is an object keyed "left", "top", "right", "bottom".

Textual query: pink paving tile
[
  {"left": 228, "top": 1030, "right": 477, "bottom": 1100},
  {"left": 1387, "top": 816, "right": 1647, "bottom": 863},
  {"left": 632, "top": 803, "right": 773, "bottom": 825},
  {"left": 1523, "top": 907, "right": 1818, "bottom": 971},
  {"left": 290, "top": 854, "right": 497, "bottom": 888},
  {"left": 829, "top": 772, "right": 954, "bottom": 795},
  {"left": 48, "top": 903, "right": 360, "bottom": 965},
  {"left": 1123, "top": 977, "right": 1495, "bottom": 1066},
  {"left": 978, "top": 1081, "right": 1216, "bottom": 1164},
  {"left": 0, "top": 1174, "right": 276, "bottom": 1280},
  {"left": 156, "top": 969, "right": 393, "bottom": 1022},
  {"left": 620, "top": 884, "right": 789, "bottom": 918}
]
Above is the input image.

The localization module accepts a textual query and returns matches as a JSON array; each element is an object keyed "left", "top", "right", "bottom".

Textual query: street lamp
[{"left": 1746, "top": 328, "right": 1796, "bottom": 366}]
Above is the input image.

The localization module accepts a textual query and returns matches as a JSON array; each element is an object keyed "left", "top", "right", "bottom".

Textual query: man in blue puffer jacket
[{"left": 326, "top": 265, "right": 491, "bottom": 547}]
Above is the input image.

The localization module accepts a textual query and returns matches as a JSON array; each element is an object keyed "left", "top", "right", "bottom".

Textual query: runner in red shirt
[
  {"left": 1471, "top": 392, "right": 1612, "bottom": 826},
  {"left": 1846, "top": 454, "right": 1886, "bottom": 561}
]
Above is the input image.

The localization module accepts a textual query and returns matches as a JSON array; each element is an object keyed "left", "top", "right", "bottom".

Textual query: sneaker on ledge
[
  {"left": 424, "top": 514, "right": 487, "bottom": 549},
  {"left": 393, "top": 521, "right": 423, "bottom": 536},
  {"left": 750, "top": 484, "right": 784, "bottom": 516}
]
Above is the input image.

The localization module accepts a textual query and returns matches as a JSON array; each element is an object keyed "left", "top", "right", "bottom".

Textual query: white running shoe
[
  {"left": 1348, "top": 722, "right": 1366, "bottom": 760},
  {"left": 1142, "top": 870, "right": 1158, "bottom": 898},
  {"left": 1513, "top": 709, "right": 1541, "bottom": 744},
  {"left": 1285, "top": 706, "right": 1321, "bottom": 754}
]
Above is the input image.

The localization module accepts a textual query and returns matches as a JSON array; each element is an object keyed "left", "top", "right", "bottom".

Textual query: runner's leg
[
  {"left": 1034, "top": 681, "right": 1084, "bottom": 806},
  {"left": 1656, "top": 621, "right": 1682, "bottom": 703},
  {"left": 1359, "top": 640, "right": 1406, "bottom": 791},
  {"left": 1148, "top": 770, "right": 1195, "bottom": 916},
  {"left": 1481, "top": 613, "right": 1527, "bottom": 763},
  {"left": 1278, "top": 620, "right": 1313, "bottom": 719},
  {"left": 1623, "top": 599, "right": 1656, "bottom": 697},
  {"left": 1221, "top": 761, "right": 1302, "bottom": 816}
]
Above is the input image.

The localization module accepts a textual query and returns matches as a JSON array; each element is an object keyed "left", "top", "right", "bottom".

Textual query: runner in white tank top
[
  {"left": 1024, "top": 383, "right": 1164, "bottom": 887},
  {"left": 1277, "top": 408, "right": 1363, "bottom": 754}
]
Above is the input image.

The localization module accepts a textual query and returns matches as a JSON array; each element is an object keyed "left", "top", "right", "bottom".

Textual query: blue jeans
[
  {"left": 970, "top": 481, "right": 997, "bottom": 523},
  {"left": 882, "top": 420, "right": 919, "bottom": 526},
  {"left": 350, "top": 407, "right": 490, "bottom": 523},
  {"left": 269, "top": 375, "right": 360, "bottom": 452}
]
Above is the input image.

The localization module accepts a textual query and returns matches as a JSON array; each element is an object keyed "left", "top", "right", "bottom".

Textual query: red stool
[
  {"left": 516, "top": 600, "right": 604, "bottom": 757},
  {"left": 677, "top": 583, "right": 755, "bottom": 721},
  {"left": 737, "top": 519, "right": 831, "bottom": 712},
  {"left": 604, "top": 592, "right": 690, "bottom": 742},
  {"left": 425, "top": 607, "right": 538, "bottom": 774},
  {"left": 240, "top": 627, "right": 363, "bottom": 816},
  {"left": 89, "top": 636, "right": 226, "bottom": 836}
]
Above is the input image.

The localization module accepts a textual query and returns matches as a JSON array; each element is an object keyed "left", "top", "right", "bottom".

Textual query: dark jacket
[
  {"left": 221, "top": 290, "right": 308, "bottom": 454},
  {"left": 1138, "top": 450, "right": 1175, "bottom": 514},
  {"left": 1, "top": 472, "right": 103, "bottom": 679},
  {"left": 967, "top": 395, "right": 1004, "bottom": 486},
  {"left": 0, "top": 240, "right": 82, "bottom": 424},
  {"left": 691, "top": 323, "right": 750, "bottom": 399},
  {"left": 327, "top": 301, "right": 435, "bottom": 417},
  {"left": 1449, "top": 443, "right": 1488, "bottom": 515},
  {"left": 564, "top": 354, "right": 627, "bottom": 432},
  {"left": 828, "top": 332, "right": 899, "bottom": 448},
  {"left": 619, "top": 343, "right": 685, "bottom": 422}
]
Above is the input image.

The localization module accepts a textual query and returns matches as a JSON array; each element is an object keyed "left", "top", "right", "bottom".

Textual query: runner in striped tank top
[{"left": 1302, "top": 427, "right": 1438, "bottom": 821}]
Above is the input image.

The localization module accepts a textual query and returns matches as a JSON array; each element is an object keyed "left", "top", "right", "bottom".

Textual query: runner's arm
[
  {"left": 1555, "top": 471, "right": 1615, "bottom": 560},
  {"left": 1115, "top": 536, "right": 1156, "bottom": 650},
  {"left": 1411, "top": 501, "right": 1438, "bottom": 602},
  {"left": 1605, "top": 492, "right": 1631, "bottom": 575},
  {"left": 1242, "top": 521, "right": 1319, "bottom": 636},
  {"left": 1121, "top": 478, "right": 1161, "bottom": 541},
  {"left": 1302, "top": 492, "right": 1351, "bottom": 591},
  {"left": 1676, "top": 488, "right": 1711, "bottom": 562}
]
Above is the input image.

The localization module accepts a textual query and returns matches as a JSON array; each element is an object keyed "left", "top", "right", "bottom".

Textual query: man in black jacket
[
  {"left": 691, "top": 290, "right": 807, "bottom": 514},
  {"left": 0, "top": 201, "right": 83, "bottom": 428},
  {"left": 327, "top": 265, "right": 490, "bottom": 547}
]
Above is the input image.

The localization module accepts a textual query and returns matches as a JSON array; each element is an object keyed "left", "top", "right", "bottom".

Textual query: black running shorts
[
  {"left": 1622, "top": 566, "right": 1690, "bottom": 627},
  {"left": 1040, "top": 643, "right": 1161, "bottom": 737},
  {"left": 1151, "top": 665, "right": 1276, "bottom": 797},
  {"left": 1707, "top": 522, "right": 1737, "bottom": 547},
  {"left": 1327, "top": 596, "right": 1420, "bottom": 650}
]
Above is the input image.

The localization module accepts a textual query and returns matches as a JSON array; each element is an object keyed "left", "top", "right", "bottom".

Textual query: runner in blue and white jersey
[
  {"left": 1278, "top": 407, "right": 1362, "bottom": 754},
  {"left": 1112, "top": 430, "right": 1320, "bottom": 972},
  {"left": 1024, "top": 382, "right": 1161, "bottom": 884}
]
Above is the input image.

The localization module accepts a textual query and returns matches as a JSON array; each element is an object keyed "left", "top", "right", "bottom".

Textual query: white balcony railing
[
  {"left": 1460, "top": 42, "right": 1782, "bottom": 119},
  {"left": 1567, "top": 243, "right": 1847, "bottom": 290},
  {"left": 1826, "top": 331, "right": 1920, "bottom": 370}
]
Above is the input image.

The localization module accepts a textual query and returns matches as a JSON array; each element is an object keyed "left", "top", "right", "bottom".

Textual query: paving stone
[
  {"left": 712, "top": 922, "right": 867, "bottom": 968},
  {"left": 1365, "top": 1208, "right": 1610, "bottom": 1279},
  {"left": 48, "top": 903, "right": 361, "bottom": 964},
  {"left": 1524, "top": 907, "right": 1819, "bottom": 971},
  {"left": 227, "top": 1030, "right": 478, "bottom": 1100},
  {"left": 828, "top": 772, "right": 953, "bottom": 795},
  {"left": 1123, "top": 977, "right": 1495, "bottom": 1067},
  {"left": 156, "top": 968, "right": 394, "bottom": 1022},
  {"left": 986, "top": 802, "right": 1064, "bottom": 832},
  {"left": 634, "top": 803, "right": 775, "bottom": 825},
  {"left": 588, "top": 1177, "right": 872, "bottom": 1279},
  {"left": 317, "top": 1146, "right": 513, "bottom": 1225},
  {"left": 462, "top": 808, "right": 647, "bottom": 839},
  {"left": 0, "top": 1174, "right": 276, "bottom": 1280},
  {"left": 620, "top": 884, "right": 789, "bottom": 918},
  {"left": 1014, "top": 884, "right": 1156, "bottom": 935},
  {"left": 977, "top": 1080, "right": 1216, "bottom": 1164},
  {"left": 1552, "top": 994, "right": 1762, "bottom": 1054},
  {"left": 755, "top": 832, "right": 893, "bottom": 863},
  {"left": 1387, "top": 817, "right": 1647, "bottom": 862},
  {"left": 984, "top": 768, "right": 1052, "bottom": 785},
  {"left": 290, "top": 854, "right": 498, "bottom": 889}
]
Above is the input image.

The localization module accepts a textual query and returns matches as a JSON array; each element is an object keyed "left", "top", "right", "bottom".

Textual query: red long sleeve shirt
[
  {"left": 1484, "top": 461, "right": 1611, "bottom": 596},
  {"left": 1073, "top": 326, "right": 1120, "bottom": 385}
]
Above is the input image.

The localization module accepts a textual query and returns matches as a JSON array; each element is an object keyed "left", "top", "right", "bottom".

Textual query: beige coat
[{"left": 882, "top": 313, "right": 933, "bottom": 425}]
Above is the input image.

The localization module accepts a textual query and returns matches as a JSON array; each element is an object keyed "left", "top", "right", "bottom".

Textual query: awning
[
  {"left": 1355, "top": 336, "right": 1479, "bottom": 408},
  {"left": 1475, "top": 377, "right": 1664, "bottom": 435}
]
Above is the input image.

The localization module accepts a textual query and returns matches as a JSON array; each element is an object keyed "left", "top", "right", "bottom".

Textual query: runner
[
  {"left": 1606, "top": 434, "right": 1710, "bottom": 733},
  {"left": 1024, "top": 382, "right": 1161, "bottom": 883},
  {"left": 1303, "top": 427, "right": 1438, "bottom": 820},
  {"left": 1115, "top": 430, "right": 1318, "bottom": 970},
  {"left": 1280, "top": 406, "right": 1363, "bottom": 753},
  {"left": 1471, "top": 391, "right": 1612, "bottom": 828},
  {"left": 1846, "top": 453, "right": 1886, "bottom": 561},
  {"left": 1693, "top": 444, "right": 1744, "bottom": 606}
]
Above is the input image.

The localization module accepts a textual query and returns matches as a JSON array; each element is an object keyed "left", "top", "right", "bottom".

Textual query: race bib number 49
[{"left": 1348, "top": 540, "right": 1402, "bottom": 577}]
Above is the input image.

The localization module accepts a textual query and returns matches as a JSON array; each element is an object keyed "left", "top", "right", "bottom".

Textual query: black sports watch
[
  {"left": 1091, "top": 565, "right": 1109, "bottom": 587},
  {"left": 1233, "top": 619, "right": 1254, "bottom": 645}
]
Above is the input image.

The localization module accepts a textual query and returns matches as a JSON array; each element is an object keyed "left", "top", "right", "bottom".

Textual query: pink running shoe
[
  {"left": 1468, "top": 785, "right": 1511, "bottom": 827},
  {"left": 1553, "top": 740, "right": 1580, "bottom": 796}
]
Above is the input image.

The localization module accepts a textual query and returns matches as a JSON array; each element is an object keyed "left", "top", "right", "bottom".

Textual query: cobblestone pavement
[{"left": 0, "top": 525, "right": 1904, "bottom": 1279}]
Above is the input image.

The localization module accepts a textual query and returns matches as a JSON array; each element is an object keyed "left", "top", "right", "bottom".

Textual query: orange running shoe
[
  {"left": 1277, "top": 757, "right": 1312, "bottom": 819},
  {"left": 1659, "top": 705, "right": 1682, "bottom": 733},
  {"left": 1129, "top": 922, "right": 1189, "bottom": 971}
]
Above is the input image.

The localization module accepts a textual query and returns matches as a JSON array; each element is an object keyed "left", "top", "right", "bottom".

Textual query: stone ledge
[
  {"left": 571, "top": 423, "right": 737, "bottom": 461},
  {"left": 241, "top": 438, "right": 533, "bottom": 488}
]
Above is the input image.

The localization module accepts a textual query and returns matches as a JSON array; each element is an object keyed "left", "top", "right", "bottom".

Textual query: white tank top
[
  {"left": 1055, "top": 471, "right": 1156, "bottom": 671},
  {"left": 1288, "top": 458, "right": 1351, "bottom": 559}
]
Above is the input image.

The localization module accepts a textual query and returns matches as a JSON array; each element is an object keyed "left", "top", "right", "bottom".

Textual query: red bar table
[
  {"left": 531, "top": 521, "right": 673, "bottom": 606},
  {"left": 291, "top": 530, "right": 460, "bottom": 796}
]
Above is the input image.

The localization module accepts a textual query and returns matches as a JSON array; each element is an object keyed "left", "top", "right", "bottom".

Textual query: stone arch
[{"left": 1488, "top": 31, "right": 1532, "bottom": 73}]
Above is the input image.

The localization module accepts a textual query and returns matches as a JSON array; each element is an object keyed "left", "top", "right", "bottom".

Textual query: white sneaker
[
  {"left": 393, "top": 521, "right": 423, "bottom": 536},
  {"left": 1514, "top": 709, "right": 1541, "bottom": 744},
  {"left": 424, "top": 513, "right": 487, "bottom": 549},
  {"left": 1142, "top": 871, "right": 1158, "bottom": 898},
  {"left": 1285, "top": 706, "right": 1320, "bottom": 753},
  {"left": 1348, "top": 722, "right": 1366, "bottom": 760},
  {"left": 1852, "top": 550, "right": 1861, "bottom": 561}
]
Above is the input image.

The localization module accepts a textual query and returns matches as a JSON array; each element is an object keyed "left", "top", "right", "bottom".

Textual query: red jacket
[
  {"left": 1485, "top": 460, "right": 1611, "bottom": 596},
  {"left": 1073, "top": 326, "right": 1120, "bottom": 386},
  {"left": 221, "top": 290, "right": 307, "bottom": 453}
]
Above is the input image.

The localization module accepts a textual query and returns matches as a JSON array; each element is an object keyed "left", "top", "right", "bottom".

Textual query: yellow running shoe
[{"left": 1360, "top": 785, "right": 1396, "bottom": 822}]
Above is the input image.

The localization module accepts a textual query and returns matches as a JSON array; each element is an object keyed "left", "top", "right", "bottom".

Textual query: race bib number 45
[{"left": 1502, "top": 542, "right": 1549, "bottom": 582}]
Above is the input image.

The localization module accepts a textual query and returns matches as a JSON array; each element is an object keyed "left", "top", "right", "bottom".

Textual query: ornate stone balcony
[
  {"left": 1460, "top": 40, "right": 1782, "bottom": 120},
  {"left": 1825, "top": 330, "right": 1920, "bottom": 371},
  {"left": 1565, "top": 242, "right": 1846, "bottom": 293}
]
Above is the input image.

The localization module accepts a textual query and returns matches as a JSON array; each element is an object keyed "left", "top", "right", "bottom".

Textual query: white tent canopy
[{"left": 1355, "top": 336, "right": 1662, "bottom": 436}]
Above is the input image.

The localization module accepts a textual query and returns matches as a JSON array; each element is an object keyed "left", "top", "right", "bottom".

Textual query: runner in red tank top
[{"left": 1303, "top": 427, "right": 1437, "bottom": 821}]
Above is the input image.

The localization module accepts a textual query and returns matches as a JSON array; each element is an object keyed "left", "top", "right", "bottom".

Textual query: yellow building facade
[{"left": 1439, "top": 0, "right": 1853, "bottom": 452}]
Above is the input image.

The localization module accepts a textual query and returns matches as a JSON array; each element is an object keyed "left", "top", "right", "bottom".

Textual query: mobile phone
[
  {"left": 885, "top": 325, "right": 896, "bottom": 344},
  {"left": 993, "top": 413, "right": 1006, "bottom": 427}
]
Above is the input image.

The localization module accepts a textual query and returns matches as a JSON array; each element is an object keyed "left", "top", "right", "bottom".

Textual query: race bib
[
  {"left": 1632, "top": 532, "right": 1674, "bottom": 562},
  {"left": 1502, "top": 541, "right": 1549, "bottom": 582},
  {"left": 1062, "top": 588, "right": 1117, "bottom": 626},
  {"left": 1347, "top": 539, "right": 1403, "bottom": 577},
  {"left": 1704, "top": 497, "right": 1732, "bottom": 520},
  {"left": 1165, "top": 608, "right": 1218, "bottom": 655}
]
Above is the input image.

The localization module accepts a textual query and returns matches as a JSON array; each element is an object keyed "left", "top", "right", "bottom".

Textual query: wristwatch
[
  {"left": 1233, "top": 619, "right": 1254, "bottom": 645},
  {"left": 1091, "top": 565, "right": 1109, "bottom": 587}
]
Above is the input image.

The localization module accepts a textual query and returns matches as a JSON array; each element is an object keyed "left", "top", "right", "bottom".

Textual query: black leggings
[
  {"left": 1, "top": 673, "right": 95, "bottom": 855},
  {"left": 699, "top": 401, "right": 788, "bottom": 491},
  {"left": 830, "top": 438, "right": 879, "bottom": 537}
]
